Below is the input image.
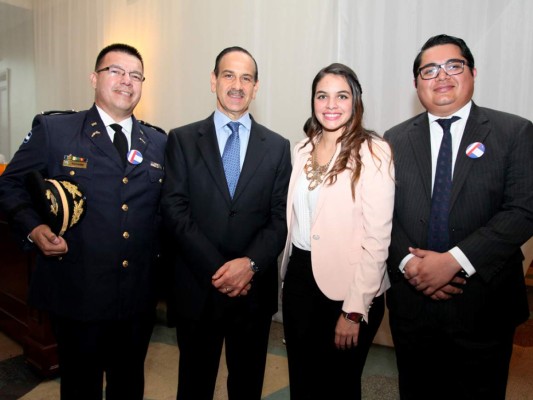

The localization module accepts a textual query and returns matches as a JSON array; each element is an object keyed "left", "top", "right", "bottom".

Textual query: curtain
[{"left": 23, "top": 0, "right": 533, "bottom": 146}]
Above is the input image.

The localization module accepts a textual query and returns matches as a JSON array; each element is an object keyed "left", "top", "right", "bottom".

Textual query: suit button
[
  {"left": 122, "top": 177, "right": 129, "bottom": 184},
  {"left": 159, "top": 178, "right": 163, "bottom": 183},
  {"left": 229, "top": 211, "right": 236, "bottom": 217},
  {"left": 312, "top": 234, "right": 320, "bottom": 240},
  {"left": 122, "top": 204, "right": 128, "bottom": 211},
  {"left": 69, "top": 170, "right": 75, "bottom": 176},
  {"left": 122, "top": 260, "right": 129, "bottom": 268},
  {"left": 123, "top": 231, "right": 130, "bottom": 239}
]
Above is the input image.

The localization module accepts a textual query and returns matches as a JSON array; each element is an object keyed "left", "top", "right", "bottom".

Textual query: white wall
[{"left": 0, "top": 1, "right": 35, "bottom": 160}]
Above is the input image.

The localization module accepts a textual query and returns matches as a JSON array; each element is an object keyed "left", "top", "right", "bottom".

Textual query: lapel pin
[
  {"left": 127, "top": 150, "right": 143, "bottom": 165},
  {"left": 91, "top": 131, "right": 101, "bottom": 138},
  {"left": 466, "top": 142, "right": 485, "bottom": 159},
  {"left": 90, "top": 121, "right": 98, "bottom": 127}
]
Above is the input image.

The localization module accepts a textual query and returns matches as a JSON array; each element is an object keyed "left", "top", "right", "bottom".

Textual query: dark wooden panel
[{"left": 0, "top": 214, "right": 58, "bottom": 377}]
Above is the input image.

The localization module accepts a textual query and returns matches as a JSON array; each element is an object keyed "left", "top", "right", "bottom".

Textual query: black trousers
[
  {"left": 389, "top": 301, "right": 515, "bottom": 400},
  {"left": 282, "top": 246, "right": 385, "bottom": 400},
  {"left": 175, "top": 306, "right": 272, "bottom": 400},
  {"left": 50, "top": 312, "right": 154, "bottom": 400}
]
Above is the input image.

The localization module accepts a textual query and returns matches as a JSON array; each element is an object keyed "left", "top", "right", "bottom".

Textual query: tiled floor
[
  {"left": 1, "top": 286, "right": 533, "bottom": 399},
  {"left": 0, "top": 311, "right": 398, "bottom": 400}
]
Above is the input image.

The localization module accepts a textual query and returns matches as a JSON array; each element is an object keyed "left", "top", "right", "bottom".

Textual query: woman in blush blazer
[{"left": 280, "top": 63, "right": 395, "bottom": 400}]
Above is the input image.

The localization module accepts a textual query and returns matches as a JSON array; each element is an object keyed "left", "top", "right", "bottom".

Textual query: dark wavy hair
[
  {"left": 303, "top": 63, "right": 383, "bottom": 198},
  {"left": 95, "top": 43, "right": 144, "bottom": 70}
]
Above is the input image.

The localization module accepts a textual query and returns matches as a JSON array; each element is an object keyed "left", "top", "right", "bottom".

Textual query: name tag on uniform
[
  {"left": 63, "top": 154, "right": 88, "bottom": 169},
  {"left": 150, "top": 161, "right": 163, "bottom": 170}
]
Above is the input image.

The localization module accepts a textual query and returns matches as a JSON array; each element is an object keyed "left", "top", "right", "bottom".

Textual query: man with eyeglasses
[
  {"left": 384, "top": 34, "right": 533, "bottom": 399},
  {"left": 0, "top": 43, "right": 166, "bottom": 399}
]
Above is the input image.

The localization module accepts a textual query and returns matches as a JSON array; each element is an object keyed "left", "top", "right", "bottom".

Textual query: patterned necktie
[
  {"left": 110, "top": 123, "right": 128, "bottom": 167},
  {"left": 222, "top": 121, "right": 241, "bottom": 198},
  {"left": 427, "top": 116, "right": 460, "bottom": 252}
]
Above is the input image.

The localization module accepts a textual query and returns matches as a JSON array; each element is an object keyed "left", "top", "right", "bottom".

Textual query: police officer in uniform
[{"left": 0, "top": 43, "right": 166, "bottom": 400}]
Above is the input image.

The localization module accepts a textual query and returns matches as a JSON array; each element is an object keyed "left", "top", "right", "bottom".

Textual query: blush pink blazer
[{"left": 280, "top": 137, "right": 395, "bottom": 321}]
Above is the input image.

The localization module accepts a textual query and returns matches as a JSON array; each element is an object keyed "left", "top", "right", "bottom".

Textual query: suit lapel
[
  {"left": 408, "top": 114, "right": 433, "bottom": 201},
  {"left": 450, "top": 104, "right": 490, "bottom": 208},
  {"left": 196, "top": 116, "right": 233, "bottom": 204},
  {"left": 232, "top": 121, "right": 268, "bottom": 202},
  {"left": 125, "top": 117, "right": 149, "bottom": 175}
]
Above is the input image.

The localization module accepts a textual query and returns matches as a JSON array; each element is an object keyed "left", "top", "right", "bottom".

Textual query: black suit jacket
[
  {"left": 0, "top": 105, "right": 167, "bottom": 320},
  {"left": 161, "top": 114, "right": 291, "bottom": 320},
  {"left": 384, "top": 103, "right": 533, "bottom": 331}
]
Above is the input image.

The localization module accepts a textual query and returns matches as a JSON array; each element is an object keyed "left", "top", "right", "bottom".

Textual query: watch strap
[{"left": 343, "top": 311, "right": 363, "bottom": 324}]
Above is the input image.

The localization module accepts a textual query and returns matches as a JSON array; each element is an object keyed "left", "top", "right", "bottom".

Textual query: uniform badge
[
  {"left": 150, "top": 161, "right": 163, "bottom": 170},
  {"left": 62, "top": 154, "right": 88, "bottom": 169},
  {"left": 23, "top": 131, "right": 32, "bottom": 144}
]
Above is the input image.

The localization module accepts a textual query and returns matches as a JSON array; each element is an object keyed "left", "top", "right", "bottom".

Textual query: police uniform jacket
[{"left": 0, "top": 105, "right": 167, "bottom": 321}]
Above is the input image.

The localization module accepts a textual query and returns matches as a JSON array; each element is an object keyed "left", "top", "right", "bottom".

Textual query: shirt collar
[
  {"left": 428, "top": 101, "right": 472, "bottom": 124},
  {"left": 96, "top": 105, "right": 133, "bottom": 133},
  {"left": 213, "top": 109, "right": 252, "bottom": 132}
]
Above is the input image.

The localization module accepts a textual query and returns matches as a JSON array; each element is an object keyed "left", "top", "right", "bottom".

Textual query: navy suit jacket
[
  {"left": 0, "top": 105, "right": 167, "bottom": 320},
  {"left": 161, "top": 114, "right": 291, "bottom": 320},
  {"left": 384, "top": 103, "right": 533, "bottom": 332}
]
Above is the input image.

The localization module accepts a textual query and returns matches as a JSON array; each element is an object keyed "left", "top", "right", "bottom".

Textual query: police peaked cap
[{"left": 26, "top": 170, "right": 87, "bottom": 236}]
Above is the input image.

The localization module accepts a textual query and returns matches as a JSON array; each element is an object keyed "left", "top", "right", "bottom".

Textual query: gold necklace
[{"left": 304, "top": 147, "right": 334, "bottom": 190}]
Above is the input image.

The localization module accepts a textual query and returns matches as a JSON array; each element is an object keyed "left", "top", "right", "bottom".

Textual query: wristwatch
[
  {"left": 248, "top": 257, "right": 259, "bottom": 273},
  {"left": 343, "top": 311, "right": 363, "bottom": 324}
]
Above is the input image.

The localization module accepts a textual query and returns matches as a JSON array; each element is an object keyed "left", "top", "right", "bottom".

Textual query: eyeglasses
[
  {"left": 96, "top": 66, "right": 145, "bottom": 83},
  {"left": 417, "top": 59, "right": 467, "bottom": 80}
]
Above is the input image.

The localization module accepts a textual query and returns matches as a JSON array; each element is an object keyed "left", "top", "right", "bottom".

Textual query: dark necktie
[
  {"left": 427, "top": 116, "right": 460, "bottom": 252},
  {"left": 222, "top": 122, "right": 241, "bottom": 198},
  {"left": 110, "top": 123, "right": 128, "bottom": 167}
]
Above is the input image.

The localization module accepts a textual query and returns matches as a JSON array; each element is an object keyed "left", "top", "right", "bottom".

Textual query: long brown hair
[{"left": 302, "top": 63, "right": 384, "bottom": 198}]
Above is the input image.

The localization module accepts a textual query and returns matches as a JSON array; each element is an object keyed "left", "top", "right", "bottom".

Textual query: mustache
[{"left": 227, "top": 89, "right": 245, "bottom": 97}]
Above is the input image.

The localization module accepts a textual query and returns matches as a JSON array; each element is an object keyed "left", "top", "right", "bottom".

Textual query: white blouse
[{"left": 290, "top": 169, "right": 322, "bottom": 251}]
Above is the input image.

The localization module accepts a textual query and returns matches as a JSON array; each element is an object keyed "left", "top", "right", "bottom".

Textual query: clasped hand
[
  {"left": 403, "top": 247, "right": 466, "bottom": 300},
  {"left": 212, "top": 257, "right": 254, "bottom": 297}
]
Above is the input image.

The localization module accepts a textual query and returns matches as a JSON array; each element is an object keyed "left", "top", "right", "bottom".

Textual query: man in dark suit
[
  {"left": 161, "top": 46, "right": 291, "bottom": 400},
  {"left": 384, "top": 34, "right": 533, "bottom": 400},
  {"left": 0, "top": 44, "right": 166, "bottom": 400}
]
